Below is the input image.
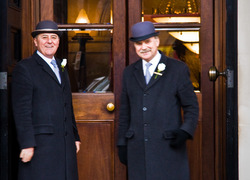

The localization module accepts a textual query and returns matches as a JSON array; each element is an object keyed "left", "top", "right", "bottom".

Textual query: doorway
[{"left": 3, "top": 0, "right": 228, "bottom": 179}]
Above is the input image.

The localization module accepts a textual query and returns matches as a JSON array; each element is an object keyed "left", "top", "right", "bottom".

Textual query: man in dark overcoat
[
  {"left": 117, "top": 21, "right": 199, "bottom": 180},
  {"left": 12, "top": 20, "right": 81, "bottom": 180}
]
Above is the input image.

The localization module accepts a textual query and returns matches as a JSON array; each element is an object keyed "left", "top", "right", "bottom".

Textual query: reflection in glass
[
  {"left": 60, "top": 30, "right": 112, "bottom": 93},
  {"left": 142, "top": 0, "right": 200, "bottom": 23},
  {"left": 157, "top": 30, "right": 200, "bottom": 90},
  {"left": 68, "top": 0, "right": 112, "bottom": 24},
  {"left": 54, "top": 0, "right": 113, "bottom": 93}
]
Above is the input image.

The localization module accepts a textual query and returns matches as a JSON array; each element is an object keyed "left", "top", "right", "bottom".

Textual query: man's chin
[
  {"left": 44, "top": 50, "right": 56, "bottom": 56},
  {"left": 139, "top": 54, "right": 151, "bottom": 60}
]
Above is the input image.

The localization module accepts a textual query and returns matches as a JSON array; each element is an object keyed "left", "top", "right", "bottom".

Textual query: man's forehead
[
  {"left": 134, "top": 37, "right": 155, "bottom": 43},
  {"left": 37, "top": 33, "right": 59, "bottom": 37}
]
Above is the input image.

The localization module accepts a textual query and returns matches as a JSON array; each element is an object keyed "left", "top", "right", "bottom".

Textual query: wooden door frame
[
  {"left": 200, "top": 0, "right": 215, "bottom": 179},
  {"left": 1, "top": 0, "right": 29, "bottom": 179},
  {"left": 214, "top": 0, "right": 227, "bottom": 179},
  {"left": 113, "top": 0, "right": 127, "bottom": 179},
  {"left": 213, "top": 0, "right": 238, "bottom": 179}
]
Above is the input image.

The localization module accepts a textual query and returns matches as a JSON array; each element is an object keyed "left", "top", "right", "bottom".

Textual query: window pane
[
  {"left": 157, "top": 30, "right": 200, "bottom": 90},
  {"left": 68, "top": 0, "right": 112, "bottom": 24},
  {"left": 142, "top": 0, "right": 200, "bottom": 23},
  {"left": 59, "top": 30, "right": 112, "bottom": 93}
]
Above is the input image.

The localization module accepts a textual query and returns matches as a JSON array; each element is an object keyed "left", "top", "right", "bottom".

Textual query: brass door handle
[
  {"left": 208, "top": 66, "right": 227, "bottom": 81},
  {"left": 107, "top": 103, "right": 115, "bottom": 112}
]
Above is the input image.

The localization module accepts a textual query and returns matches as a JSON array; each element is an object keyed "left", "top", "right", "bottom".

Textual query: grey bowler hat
[
  {"left": 130, "top": 21, "right": 159, "bottom": 42},
  {"left": 31, "top": 20, "right": 63, "bottom": 38}
]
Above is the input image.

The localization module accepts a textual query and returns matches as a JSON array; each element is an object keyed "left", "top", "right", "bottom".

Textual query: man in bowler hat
[
  {"left": 12, "top": 20, "right": 80, "bottom": 180},
  {"left": 117, "top": 21, "right": 199, "bottom": 180}
]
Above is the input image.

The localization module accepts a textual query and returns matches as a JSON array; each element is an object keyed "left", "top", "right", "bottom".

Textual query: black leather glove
[
  {"left": 170, "top": 129, "right": 190, "bottom": 148},
  {"left": 118, "top": 146, "right": 127, "bottom": 165}
]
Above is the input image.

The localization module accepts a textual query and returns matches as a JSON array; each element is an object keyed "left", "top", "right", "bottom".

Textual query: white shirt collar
[
  {"left": 142, "top": 51, "right": 161, "bottom": 76},
  {"left": 36, "top": 50, "right": 56, "bottom": 70}
]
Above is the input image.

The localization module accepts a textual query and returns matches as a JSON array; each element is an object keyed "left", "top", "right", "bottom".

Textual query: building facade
[{"left": 0, "top": 0, "right": 244, "bottom": 179}]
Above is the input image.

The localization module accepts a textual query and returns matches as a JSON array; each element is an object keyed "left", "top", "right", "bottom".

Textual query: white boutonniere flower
[
  {"left": 61, "top": 59, "right": 67, "bottom": 72},
  {"left": 154, "top": 63, "right": 166, "bottom": 79}
]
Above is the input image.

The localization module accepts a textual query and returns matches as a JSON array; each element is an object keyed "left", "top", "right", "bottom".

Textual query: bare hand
[
  {"left": 75, "top": 141, "right": 81, "bottom": 153},
  {"left": 20, "top": 147, "right": 34, "bottom": 163}
]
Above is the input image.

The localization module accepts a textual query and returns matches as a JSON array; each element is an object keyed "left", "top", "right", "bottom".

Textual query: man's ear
[
  {"left": 33, "top": 38, "right": 38, "bottom": 47},
  {"left": 155, "top": 37, "right": 160, "bottom": 47}
]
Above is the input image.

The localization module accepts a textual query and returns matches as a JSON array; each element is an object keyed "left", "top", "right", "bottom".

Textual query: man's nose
[
  {"left": 46, "top": 37, "right": 53, "bottom": 43},
  {"left": 141, "top": 42, "right": 147, "bottom": 49}
]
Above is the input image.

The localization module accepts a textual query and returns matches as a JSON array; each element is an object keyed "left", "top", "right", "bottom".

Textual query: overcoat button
[{"left": 143, "top": 107, "right": 147, "bottom": 111}]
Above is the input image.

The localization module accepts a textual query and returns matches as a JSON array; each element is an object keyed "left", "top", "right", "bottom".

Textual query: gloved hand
[
  {"left": 118, "top": 145, "right": 127, "bottom": 165},
  {"left": 170, "top": 129, "right": 191, "bottom": 148}
]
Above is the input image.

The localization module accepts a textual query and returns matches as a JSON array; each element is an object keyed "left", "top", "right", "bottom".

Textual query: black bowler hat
[
  {"left": 31, "top": 20, "right": 63, "bottom": 38},
  {"left": 130, "top": 21, "right": 159, "bottom": 42}
]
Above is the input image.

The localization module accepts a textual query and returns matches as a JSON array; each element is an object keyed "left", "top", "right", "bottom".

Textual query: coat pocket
[
  {"left": 34, "top": 124, "right": 54, "bottom": 135},
  {"left": 162, "top": 130, "right": 175, "bottom": 140},
  {"left": 125, "top": 130, "right": 135, "bottom": 139}
]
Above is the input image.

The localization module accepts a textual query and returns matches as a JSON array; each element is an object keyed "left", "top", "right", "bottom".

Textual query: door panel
[
  {"left": 72, "top": 93, "right": 115, "bottom": 180},
  {"left": 76, "top": 122, "right": 114, "bottom": 180},
  {"left": 73, "top": 93, "right": 114, "bottom": 120}
]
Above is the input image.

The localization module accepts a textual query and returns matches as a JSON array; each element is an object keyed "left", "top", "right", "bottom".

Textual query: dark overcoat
[
  {"left": 12, "top": 52, "right": 80, "bottom": 180},
  {"left": 117, "top": 52, "right": 199, "bottom": 180}
]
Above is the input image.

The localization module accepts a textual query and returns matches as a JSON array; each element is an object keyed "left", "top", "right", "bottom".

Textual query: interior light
[
  {"left": 74, "top": 9, "right": 91, "bottom": 33},
  {"left": 183, "top": 43, "right": 199, "bottom": 54},
  {"left": 153, "top": 16, "right": 200, "bottom": 23},
  {"left": 169, "top": 31, "right": 199, "bottom": 42},
  {"left": 75, "top": 9, "right": 90, "bottom": 23}
]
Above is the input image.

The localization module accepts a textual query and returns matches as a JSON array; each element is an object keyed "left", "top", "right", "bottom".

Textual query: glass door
[
  {"left": 53, "top": 0, "right": 127, "bottom": 179},
  {"left": 55, "top": 0, "right": 113, "bottom": 92}
]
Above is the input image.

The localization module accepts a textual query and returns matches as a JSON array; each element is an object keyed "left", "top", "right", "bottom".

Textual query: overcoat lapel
[
  {"left": 133, "top": 60, "right": 147, "bottom": 90},
  {"left": 34, "top": 53, "right": 62, "bottom": 86},
  {"left": 57, "top": 58, "right": 66, "bottom": 88},
  {"left": 146, "top": 56, "right": 168, "bottom": 90},
  {"left": 133, "top": 55, "right": 168, "bottom": 91}
]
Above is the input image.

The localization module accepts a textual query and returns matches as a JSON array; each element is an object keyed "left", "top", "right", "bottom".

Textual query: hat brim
[
  {"left": 31, "top": 29, "right": 63, "bottom": 38},
  {"left": 130, "top": 32, "right": 159, "bottom": 42}
]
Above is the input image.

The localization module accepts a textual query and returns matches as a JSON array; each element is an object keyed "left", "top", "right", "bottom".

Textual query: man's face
[
  {"left": 134, "top": 36, "right": 160, "bottom": 62},
  {"left": 34, "top": 33, "right": 60, "bottom": 59}
]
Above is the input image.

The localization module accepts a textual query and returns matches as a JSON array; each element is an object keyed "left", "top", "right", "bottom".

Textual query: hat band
[
  {"left": 33, "top": 29, "right": 60, "bottom": 32},
  {"left": 130, "top": 32, "right": 159, "bottom": 42}
]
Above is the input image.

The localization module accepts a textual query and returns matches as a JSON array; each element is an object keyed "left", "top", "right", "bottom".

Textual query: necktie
[
  {"left": 51, "top": 59, "right": 61, "bottom": 84},
  {"left": 145, "top": 62, "right": 152, "bottom": 84}
]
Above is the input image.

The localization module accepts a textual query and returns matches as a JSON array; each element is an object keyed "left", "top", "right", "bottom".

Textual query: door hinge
[
  {"left": 227, "top": 69, "right": 234, "bottom": 88},
  {"left": 0, "top": 72, "right": 7, "bottom": 90}
]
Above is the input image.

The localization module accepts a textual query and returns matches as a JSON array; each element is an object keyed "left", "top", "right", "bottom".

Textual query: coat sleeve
[
  {"left": 117, "top": 69, "right": 131, "bottom": 146},
  {"left": 64, "top": 67, "right": 80, "bottom": 142},
  {"left": 71, "top": 103, "right": 80, "bottom": 141},
  {"left": 177, "top": 65, "right": 199, "bottom": 137},
  {"left": 12, "top": 63, "right": 36, "bottom": 149}
]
